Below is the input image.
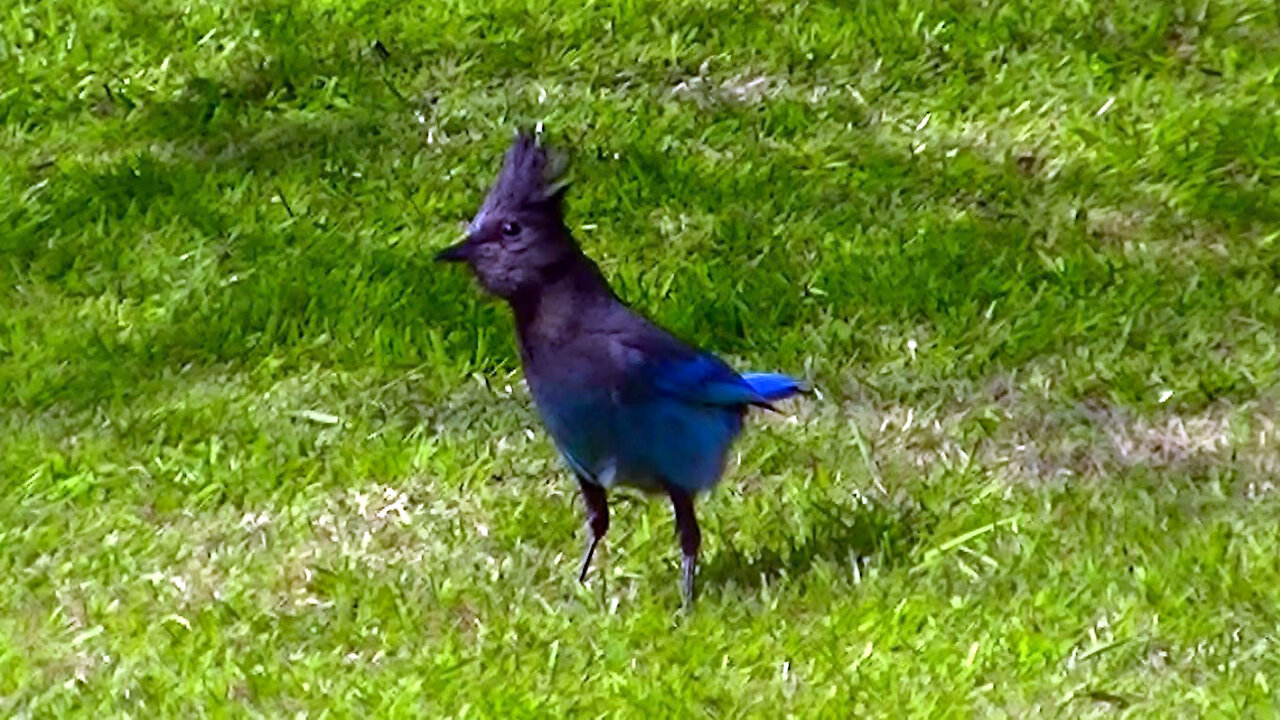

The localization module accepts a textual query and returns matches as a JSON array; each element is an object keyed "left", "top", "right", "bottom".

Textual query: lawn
[{"left": 3, "top": 0, "right": 1280, "bottom": 715}]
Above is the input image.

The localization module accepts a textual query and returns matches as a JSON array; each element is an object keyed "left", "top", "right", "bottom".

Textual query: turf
[{"left": 3, "top": 0, "right": 1280, "bottom": 715}]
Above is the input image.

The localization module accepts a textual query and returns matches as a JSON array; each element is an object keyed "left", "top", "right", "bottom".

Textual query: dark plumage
[{"left": 437, "top": 131, "right": 804, "bottom": 604}]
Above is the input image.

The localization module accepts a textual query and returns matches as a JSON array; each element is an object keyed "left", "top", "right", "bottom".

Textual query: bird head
[{"left": 436, "top": 130, "right": 578, "bottom": 300}]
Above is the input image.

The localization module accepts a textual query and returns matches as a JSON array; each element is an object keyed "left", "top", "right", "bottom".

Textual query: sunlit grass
[{"left": 3, "top": 0, "right": 1280, "bottom": 715}]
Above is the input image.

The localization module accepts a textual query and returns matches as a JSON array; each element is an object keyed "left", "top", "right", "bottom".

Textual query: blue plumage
[
  {"left": 741, "top": 372, "right": 807, "bottom": 403},
  {"left": 437, "top": 131, "right": 806, "bottom": 604}
]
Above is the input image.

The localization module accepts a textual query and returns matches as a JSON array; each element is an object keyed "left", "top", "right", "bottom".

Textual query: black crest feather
[{"left": 484, "top": 130, "right": 570, "bottom": 210}]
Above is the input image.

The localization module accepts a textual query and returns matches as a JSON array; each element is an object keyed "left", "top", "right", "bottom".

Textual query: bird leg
[
  {"left": 665, "top": 484, "right": 701, "bottom": 606},
  {"left": 577, "top": 478, "right": 609, "bottom": 583}
]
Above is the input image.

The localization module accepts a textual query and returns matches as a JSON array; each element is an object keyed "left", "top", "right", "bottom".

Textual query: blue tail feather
[{"left": 740, "top": 372, "right": 805, "bottom": 403}]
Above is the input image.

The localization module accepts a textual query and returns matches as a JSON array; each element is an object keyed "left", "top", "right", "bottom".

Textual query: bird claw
[
  {"left": 578, "top": 534, "right": 600, "bottom": 583},
  {"left": 680, "top": 554, "right": 696, "bottom": 607}
]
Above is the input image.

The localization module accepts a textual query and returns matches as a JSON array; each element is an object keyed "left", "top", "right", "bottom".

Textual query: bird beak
[{"left": 435, "top": 237, "right": 475, "bottom": 263}]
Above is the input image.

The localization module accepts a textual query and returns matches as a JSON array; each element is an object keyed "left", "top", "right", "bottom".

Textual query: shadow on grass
[
  {"left": 8, "top": 0, "right": 1279, "bottom": 417},
  {"left": 11, "top": 102, "right": 1275, "bottom": 416},
  {"left": 702, "top": 495, "right": 929, "bottom": 592}
]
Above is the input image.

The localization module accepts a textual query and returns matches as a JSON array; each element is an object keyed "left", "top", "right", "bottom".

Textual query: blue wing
[
  {"left": 530, "top": 325, "right": 805, "bottom": 494},
  {"left": 739, "top": 372, "right": 806, "bottom": 402},
  {"left": 648, "top": 353, "right": 805, "bottom": 407}
]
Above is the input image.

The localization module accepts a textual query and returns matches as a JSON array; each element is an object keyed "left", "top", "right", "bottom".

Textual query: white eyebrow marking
[{"left": 469, "top": 207, "right": 490, "bottom": 234}]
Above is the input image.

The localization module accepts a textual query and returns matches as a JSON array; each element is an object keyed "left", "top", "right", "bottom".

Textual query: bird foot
[
  {"left": 680, "top": 554, "right": 697, "bottom": 607},
  {"left": 578, "top": 535, "right": 600, "bottom": 583}
]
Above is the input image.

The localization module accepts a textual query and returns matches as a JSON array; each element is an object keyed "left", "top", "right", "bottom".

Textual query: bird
[{"left": 436, "top": 130, "right": 805, "bottom": 605}]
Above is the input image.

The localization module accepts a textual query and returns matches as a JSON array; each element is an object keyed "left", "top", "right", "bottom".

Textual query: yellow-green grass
[{"left": 3, "top": 0, "right": 1280, "bottom": 715}]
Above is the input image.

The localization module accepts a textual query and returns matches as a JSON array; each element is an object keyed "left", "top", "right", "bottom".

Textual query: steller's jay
[{"left": 436, "top": 131, "right": 804, "bottom": 604}]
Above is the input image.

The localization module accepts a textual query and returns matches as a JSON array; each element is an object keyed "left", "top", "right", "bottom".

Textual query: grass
[{"left": 3, "top": 0, "right": 1280, "bottom": 715}]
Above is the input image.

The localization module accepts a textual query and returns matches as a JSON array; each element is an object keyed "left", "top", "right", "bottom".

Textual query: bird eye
[{"left": 501, "top": 221, "right": 521, "bottom": 236}]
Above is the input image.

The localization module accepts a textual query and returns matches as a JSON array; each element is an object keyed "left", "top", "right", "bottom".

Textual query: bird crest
[{"left": 481, "top": 130, "right": 571, "bottom": 213}]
